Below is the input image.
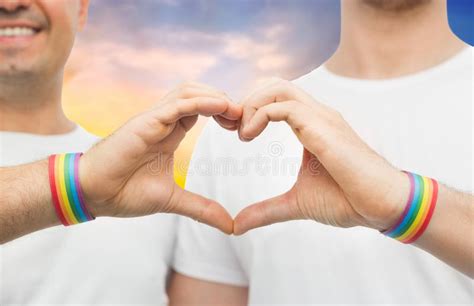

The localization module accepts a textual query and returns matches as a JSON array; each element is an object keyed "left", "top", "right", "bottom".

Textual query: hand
[
  {"left": 79, "top": 82, "right": 241, "bottom": 234},
  {"left": 232, "top": 78, "right": 409, "bottom": 235}
]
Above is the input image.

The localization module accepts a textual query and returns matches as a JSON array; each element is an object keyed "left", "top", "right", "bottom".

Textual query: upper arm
[{"left": 168, "top": 271, "right": 248, "bottom": 306}]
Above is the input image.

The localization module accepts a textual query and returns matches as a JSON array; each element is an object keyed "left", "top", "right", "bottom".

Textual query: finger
[
  {"left": 170, "top": 188, "right": 234, "bottom": 234},
  {"left": 180, "top": 115, "right": 199, "bottom": 132},
  {"left": 175, "top": 87, "right": 230, "bottom": 101},
  {"left": 240, "top": 77, "right": 282, "bottom": 103},
  {"left": 178, "top": 81, "right": 226, "bottom": 94},
  {"left": 174, "top": 84, "right": 241, "bottom": 120},
  {"left": 175, "top": 82, "right": 235, "bottom": 108},
  {"left": 233, "top": 190, "right": 300, "bottom": 235},
  {"left": 213, "top": 115, "right": 239, "bottom": 131},
  {"left": 239, "top": 81, "right": 285, "bottom": 134},
  {"left": 239, "top": 80, "right": 325, "bottom": 137},
  {"left": 240, "top": 101, "right": 307, "bottom": 140},
  {"left": 156, "top": 97, "right": 230, "bottom": 123},
  {"left": 157, "top": 83, "right": 228, "bottom": 108},
  {"left": 220, "top": 102, "right": 242, "bottom": 121},
  {"left": 240, "top": 80, "right": 297, "bottom": 129},
  {"left": 177, "top": 88, "right": 243, "bottom": 120}
]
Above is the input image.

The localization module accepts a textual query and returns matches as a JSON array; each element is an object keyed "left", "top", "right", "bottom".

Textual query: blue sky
[
  {"left": 77, "top": 0, "right": 341, "bottom": 97},
  {"left": 64, "top": 0, "right": 471, "bottom": 137},
  {"left": 448, "top": 0, "right": 474, "bottom": 45},
  {"left": 61, "top": 0, "right": 472, "bottom": 185}
]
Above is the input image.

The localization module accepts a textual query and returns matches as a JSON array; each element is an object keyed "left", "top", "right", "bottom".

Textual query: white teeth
[{"left": 0, "top": 27, "right": 36, "bottom": 37}]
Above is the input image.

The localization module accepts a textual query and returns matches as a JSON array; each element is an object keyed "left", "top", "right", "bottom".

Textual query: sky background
[
  {"left": 447, "top": 0, "right": 474, "bottom": 45},
  {"left": 62, "top": 0, "right": 472, "bottom": 186},
  {"left": 62, "top": 0, "right": 341, "bottom": 186}
]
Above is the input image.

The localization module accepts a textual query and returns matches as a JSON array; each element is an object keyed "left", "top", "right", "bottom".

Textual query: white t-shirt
[
  {"left": 0, "top": 126, "right": 176, "bottom": 305},
  {"left": 173, "top": 47, "right": 473, "bottom": 304}
]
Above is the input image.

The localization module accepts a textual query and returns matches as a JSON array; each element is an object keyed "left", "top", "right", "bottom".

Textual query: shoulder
[
  {"left": 433, "top": 46, "right": 473, "bottom": 78},
  {"left": 453, "top": 46, "right": 473, "bottom": 75}
]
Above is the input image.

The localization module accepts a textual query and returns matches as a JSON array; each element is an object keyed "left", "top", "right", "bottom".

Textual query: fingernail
[{"left": 239, "top": 135, "right": 253, "bottom": 142}]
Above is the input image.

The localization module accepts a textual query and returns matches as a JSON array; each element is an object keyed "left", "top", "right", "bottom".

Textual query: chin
[
  {"left": 362, "top": 0, "right": 431, "bottom": 11},
  {"left": 0, "top": 58, "right": 40, "bottom": 80}
]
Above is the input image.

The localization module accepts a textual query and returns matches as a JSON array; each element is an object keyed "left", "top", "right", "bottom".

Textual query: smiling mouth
[{"left": 0, "top": 26, "right": 39, "bottom": 37}]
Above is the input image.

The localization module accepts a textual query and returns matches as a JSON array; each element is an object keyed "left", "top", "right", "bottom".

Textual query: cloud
[
  {"left": 67, "top": 21, "right": 296, "bottom": 92},
  {"left": 221, "top": 24, "right": 294, "bottom": 73},
  {"left": 64, "top": 0, "right": 340, "bottom": 137},
  {"left": 222, "top": 35, "right": 273, "bottom": 59},
  {"left": 67, "top": 40, "right": 217, "bottom": 84},
  {"left": 256, "top": 54, "right": 289, "bottom": 71},
  {"left": 155, "top": 0, "right": 180, "bottom": 6},
  {"left": 62, "top": 0, "right": 340, "bottom": 188}
]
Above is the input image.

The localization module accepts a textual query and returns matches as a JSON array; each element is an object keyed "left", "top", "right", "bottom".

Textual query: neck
[
  {"left": 0, "top": 72, "right": 75, "bottom": 135},
  {"left": 325, "top": 0, "right": 467, "bottom": 79}
]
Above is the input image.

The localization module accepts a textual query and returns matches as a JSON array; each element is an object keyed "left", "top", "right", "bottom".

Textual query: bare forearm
[
  {"left": 414, "top": 184, "right": 474, "bottom": 277},
  {"left": 0, "top": 160, "right": 60, "bottom": 244},
  {"left": 168, "top": 272, "right": 248, "bottom": 306}
]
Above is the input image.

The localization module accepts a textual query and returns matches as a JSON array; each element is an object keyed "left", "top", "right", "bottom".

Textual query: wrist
[
  {"left": 381, "top": 171, "right": 440, "bottom": 244},
  {"left": 78, "top": 153, "right": 110, "bottom": 218},
  {"left": 47, "top": 153, "right": 96, "bottom": 226},
  {"left": 372, "top": 170, "right": 410, "bottom": 231}
]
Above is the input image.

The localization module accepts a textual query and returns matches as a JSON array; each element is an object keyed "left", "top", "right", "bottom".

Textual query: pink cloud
[
  {"left": 66, "top": 23, "right": 295, "bottom": 102},
  {"left": 67, "top": 40, "right": 218, "bottom": 85}
]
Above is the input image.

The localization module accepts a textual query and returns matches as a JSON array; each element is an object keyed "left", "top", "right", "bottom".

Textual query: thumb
[
  {"left": 233, "top": 189, "right": 301, "bottom": 235},
  {"left": 170, "top": 188, "right": 234, "bottom": 235}
]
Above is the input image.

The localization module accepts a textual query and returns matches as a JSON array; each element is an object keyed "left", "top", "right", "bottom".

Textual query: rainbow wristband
[
  {"left": 382, "top": 171, "right": 438, "bottom": 244},
  {"left": 48, "top": 153, "right": 95, "bottom": 226}
]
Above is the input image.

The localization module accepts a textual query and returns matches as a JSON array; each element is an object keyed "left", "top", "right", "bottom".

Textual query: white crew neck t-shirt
[
  {"left": 0, "top": 126, "right": 176, "bottom": 305},
  {"left": 173, "top": 48, "right": 473, "bottom": 305}
]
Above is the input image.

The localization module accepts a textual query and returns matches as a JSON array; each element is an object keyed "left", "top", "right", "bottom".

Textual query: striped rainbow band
[
  {"left": 382, "top": 171, "right": 438, "bottom": 244},
  {"left": 48, "top": 153, "right": 95, "bottom": 226}
]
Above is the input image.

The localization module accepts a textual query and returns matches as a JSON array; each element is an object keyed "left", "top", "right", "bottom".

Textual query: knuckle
[
  {"left": 176, "top": 82, "right": 195, "bottom": 94},
  {"left": 288, "top": 99, "right": 300, "bottom": 106},
  {"left": 179, "top": 87, "right": 192, "bottom": 97},
  {"left": 328, "top": 109, "right": 345, "bottom": 125},
  {"left": 175, "top": 99, "right": 189, "bottom": 113},
  {"left": 261, "top": 77, "right": 283, "bottom": 87},
  {"left": 272, "top": 78, "right": 289, "bottom": 88}
]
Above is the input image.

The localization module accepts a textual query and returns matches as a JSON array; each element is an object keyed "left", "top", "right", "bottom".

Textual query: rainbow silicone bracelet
[
  {"left": 382, "top": 171, "right": 438, "bottom": 244},
  {"left": 48, "top": 153, "right": 95, "bottom": 226}
]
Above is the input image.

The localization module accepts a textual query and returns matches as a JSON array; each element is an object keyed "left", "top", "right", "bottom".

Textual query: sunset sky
[
  {"left": 62, "top": 0, "right": 341, "bottom": 186},
  {"left": 60, "top": 0, "right": 471, "bottom": 186}
]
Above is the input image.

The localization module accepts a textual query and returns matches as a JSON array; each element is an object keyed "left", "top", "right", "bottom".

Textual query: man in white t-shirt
[
  {"left": 0, "top": 1, "right": 174, "bottom": 304},
  {"left": 169, "top": 0, "right": 473, "bottom": 304}
]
